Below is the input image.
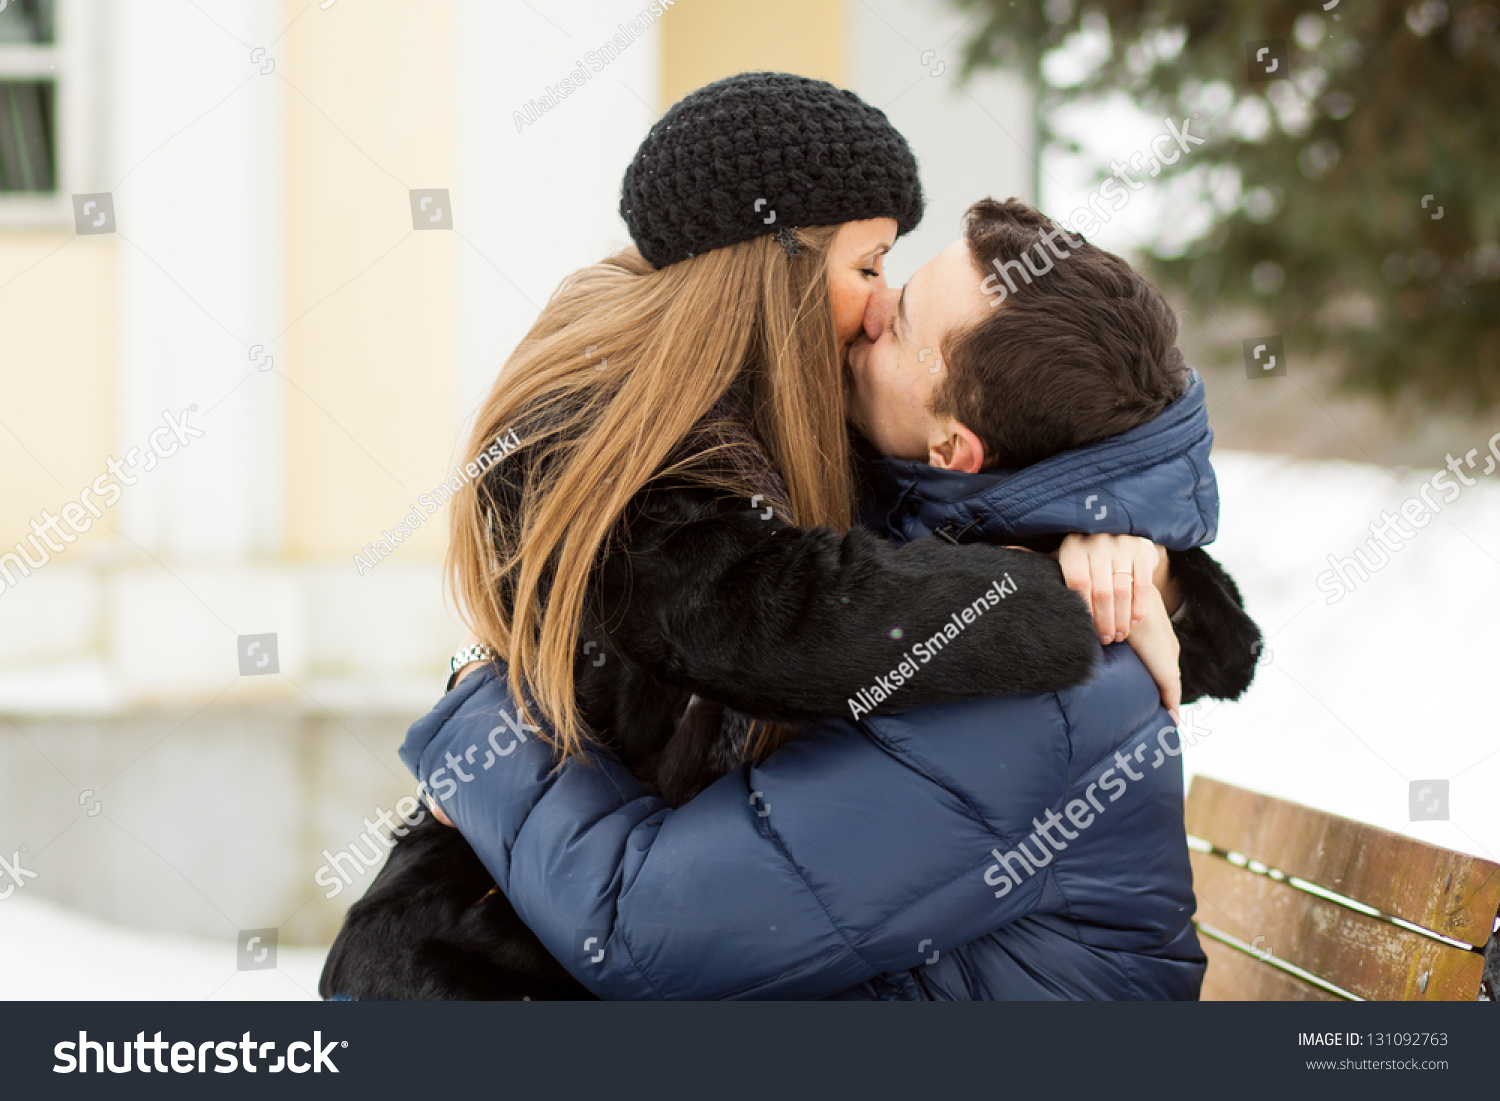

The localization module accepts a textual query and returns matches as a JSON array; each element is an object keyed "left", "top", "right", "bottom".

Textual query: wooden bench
[{"left": 1185, "top": 776, "right": 1500, "bottom": 1001}]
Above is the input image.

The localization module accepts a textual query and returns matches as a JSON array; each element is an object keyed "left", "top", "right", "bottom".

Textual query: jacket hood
[{"left": 859, "top": 369, "right": 1218, "bottom": 551}]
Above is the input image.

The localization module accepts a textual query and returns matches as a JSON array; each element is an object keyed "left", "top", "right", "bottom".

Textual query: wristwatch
[{"left": 447, "top": 643, "right": 498, "bottom": 691}]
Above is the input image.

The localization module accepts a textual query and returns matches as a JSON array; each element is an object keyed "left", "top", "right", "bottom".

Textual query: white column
[
  {"left": 848, "top": 0, "right": 1036, "bottom": 285},
  {"left": 107, "top": 0, "right": 284, "bottom": 560},
  {"left": 453, "top": 0, "right": 662, "bottom": 427}
]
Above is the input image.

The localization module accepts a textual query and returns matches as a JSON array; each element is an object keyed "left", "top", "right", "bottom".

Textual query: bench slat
[
  {"left": 1199, "top": 934, "right": 1341, "bottom": 1001},
  {"left": 1191, "top": 850, "right": 1486, "bottom": 1000},
  {"left": 1186, "top": 776, "right": 1500, "bottom": 948}
]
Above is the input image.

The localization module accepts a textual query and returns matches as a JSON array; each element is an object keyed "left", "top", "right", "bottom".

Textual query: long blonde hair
[{"left": 448, "top": 226, "right": 851, "bottom": 762}]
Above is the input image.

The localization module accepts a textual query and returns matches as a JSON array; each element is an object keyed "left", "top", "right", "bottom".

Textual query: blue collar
[{"left": 859, "top": 371, "right": 1219, "bottom": 550}]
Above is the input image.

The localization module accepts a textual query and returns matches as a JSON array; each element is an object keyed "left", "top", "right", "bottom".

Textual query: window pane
[
  {"left": 0, "top": 81, "right": 56, "bottom": 192},
  {"left": 0, "top": 0, "right": 57, "bottom": 44}
]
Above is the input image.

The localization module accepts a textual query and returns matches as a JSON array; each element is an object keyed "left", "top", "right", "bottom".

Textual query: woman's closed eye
[{"left": 859, "top": 246, "right": 889, "bottom": 280}]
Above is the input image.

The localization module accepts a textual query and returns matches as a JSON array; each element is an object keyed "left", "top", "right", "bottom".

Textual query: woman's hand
[
  {"left": 430, "top": 633, "right": 488, "bottom": 828},
  {"left": 1056, "top": 534, "right": 1162, "bottom": 645},
  {"left": 1056, "top": 534, "right": 1182, "bottom": 713},
  {"left": 1124, "top": 584, "right": 1182, "bottom": 722}
]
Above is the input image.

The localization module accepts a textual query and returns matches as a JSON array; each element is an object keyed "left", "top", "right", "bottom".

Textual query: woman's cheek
[{"left": 829, "top": 279, "right": 871, "bottom": 347}]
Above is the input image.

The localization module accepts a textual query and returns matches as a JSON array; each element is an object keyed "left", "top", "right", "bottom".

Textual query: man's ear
[{"left": 927, "top": 421, "right": 985, "bottom": 474}]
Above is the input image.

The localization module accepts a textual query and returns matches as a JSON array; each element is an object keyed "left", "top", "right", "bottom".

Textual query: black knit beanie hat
[{"left": 621, "top": 72, "right": 924, "bottom": 269}]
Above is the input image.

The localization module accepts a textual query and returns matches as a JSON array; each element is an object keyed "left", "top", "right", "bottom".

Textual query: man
[
  {"left": 391, "top": 199, "right": 1260, "bottom": 999},
  {"left": 849, "top": 198, "right": 1253, "bottom": 700}
]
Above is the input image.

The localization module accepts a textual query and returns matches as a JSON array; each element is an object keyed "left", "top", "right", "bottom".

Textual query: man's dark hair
[{"left": 934, "top": 197, "right": 1189, "bottom": 470}]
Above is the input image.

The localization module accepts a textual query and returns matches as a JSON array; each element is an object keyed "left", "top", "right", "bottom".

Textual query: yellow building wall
[
  {"left": 282, "top": 0, "right": 455, "bottom": 560},
  {"left": 660, "top": 0, "right": 846, "bottom": 106},
  {"left": 0, "top": 234, "right": 116, "bottom": 551},
  {"left": 0, "top": 0, "right": 851, "bottom": 566}
]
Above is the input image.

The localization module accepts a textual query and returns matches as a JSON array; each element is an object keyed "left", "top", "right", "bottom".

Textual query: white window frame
[{"left": 0, "top": 0, "right": 96, "bottom": 228}]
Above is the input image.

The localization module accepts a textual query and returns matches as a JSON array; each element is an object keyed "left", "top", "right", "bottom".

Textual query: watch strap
[{"left": 446, "top": 644, "right": 498, "bottom": 691}]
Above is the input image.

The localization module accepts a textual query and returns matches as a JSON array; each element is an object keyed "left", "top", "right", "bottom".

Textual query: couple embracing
[{"left": 321, "top": 72, "right": 1261, "bottom": 1001}]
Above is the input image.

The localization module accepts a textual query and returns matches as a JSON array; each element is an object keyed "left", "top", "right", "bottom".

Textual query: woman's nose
[{"left": 863, "top": 286, "right": 896, "bottom": 343}]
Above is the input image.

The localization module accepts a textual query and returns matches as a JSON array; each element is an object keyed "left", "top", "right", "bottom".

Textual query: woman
[
  {"left": 449, "top": 72, "right": 1124, "bottom": 776},
  {"left": 321, "top": 74, "right": 1236, "bottom": 1000}
]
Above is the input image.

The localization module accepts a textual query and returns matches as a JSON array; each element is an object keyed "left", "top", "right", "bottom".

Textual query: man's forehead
[{"left": 903, "top": 238, "right": 980, "bottom": 341}]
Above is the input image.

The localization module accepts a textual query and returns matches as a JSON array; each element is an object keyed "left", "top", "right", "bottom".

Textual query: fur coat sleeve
[
  {"left": 1167, "top": 546, "right": 1261, "bottom": 705},
  {"left": 586, "top": 481, "right": 1102, "bottom": 737}
]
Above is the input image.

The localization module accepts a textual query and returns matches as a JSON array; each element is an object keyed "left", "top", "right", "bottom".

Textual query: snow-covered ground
[
  {"left": 2, "top": 448, "right": 1495, "bottom": 999},
  {"left": 1186, "top": 449, "right": 1499, "bottom": 864},
  {"left": 0, "top": 894, "right": 327, "bottom": 1000}
]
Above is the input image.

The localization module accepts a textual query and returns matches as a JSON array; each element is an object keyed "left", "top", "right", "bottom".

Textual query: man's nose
[{"left": 862, "top": 286, "right": 897, "bottom": 343}]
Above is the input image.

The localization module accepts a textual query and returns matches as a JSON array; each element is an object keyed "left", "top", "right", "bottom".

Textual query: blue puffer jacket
[
  {"left": 860, "top": 371, "right": 1218, "bottom": 551},
  {"left": 400, "top": 374, "right": 1217, "bottom": 1000}
]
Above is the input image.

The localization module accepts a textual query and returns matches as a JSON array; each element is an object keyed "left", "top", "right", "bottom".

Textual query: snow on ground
[
  {"left": 1185, "top": 449, "right": 1500, "bottom": 863},
  {"left": 2, "top": 447, "right": 1495, "bottom": 998},
  {"left": 0, "top": 894, "right": 326, "bottom": 1001}
]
